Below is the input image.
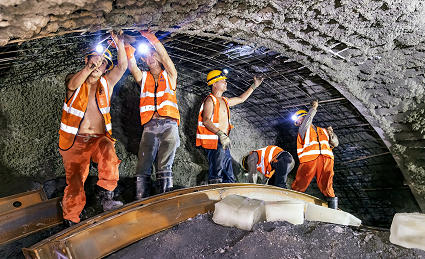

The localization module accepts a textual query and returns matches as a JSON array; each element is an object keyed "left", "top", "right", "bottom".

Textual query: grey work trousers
[{"left": 136, "top": 118, "right": 180, "bottom": 181}]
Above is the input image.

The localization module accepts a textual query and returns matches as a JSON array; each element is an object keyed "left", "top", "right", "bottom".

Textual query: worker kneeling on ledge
[
  {"left": 291, "top": 100, "right": 339, "bottom": 209},
  {"left": 242, "top": 145, "right": 295, "bottom": 188}
]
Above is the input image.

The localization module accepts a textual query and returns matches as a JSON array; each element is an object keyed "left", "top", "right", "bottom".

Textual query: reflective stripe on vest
[
  {"left": 196, "top": 94, "right": 234, "bottom": 149},
  {"left": 139, "top": 70, "right": 180, "bottom": 125},
  {"left": 254, "top": 145, "right": 283, "bottom": 178},
  {"left": 297, "top": 126, "right": 334, "bottom": 163},
  {"left": 59, "top": 76, "right": 112, "bottom": 150}
]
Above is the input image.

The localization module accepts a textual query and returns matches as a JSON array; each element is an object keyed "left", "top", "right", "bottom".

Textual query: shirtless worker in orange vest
[
  {"left": 196, "top": 70, "right": 263, "bottom": 184},
  {"left": 292, "top": 100, "right": 339, "bottom": 209},
  {"left": 58, "top": 31, "right": 128, "bottom": 227},
  {"left": 125, "top": 30, "right": 180, "bottom": 199}
]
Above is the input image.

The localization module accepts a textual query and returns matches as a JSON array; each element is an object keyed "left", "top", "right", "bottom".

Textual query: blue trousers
[{"left": 205, "top": 140, "right": 235, "bottom": 183}]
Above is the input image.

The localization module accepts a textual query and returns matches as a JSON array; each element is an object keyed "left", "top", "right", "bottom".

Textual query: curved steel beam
[{"left": 23, "top": 184, "right": 326, "bottom": 259}]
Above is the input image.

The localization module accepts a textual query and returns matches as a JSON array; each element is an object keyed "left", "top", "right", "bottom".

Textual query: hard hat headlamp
[
  {"left": 138, "top": 43, "right": 149, "bottom": 54},
  {"left": 293, "top": 110, "right": 308, "bottom": 126}
]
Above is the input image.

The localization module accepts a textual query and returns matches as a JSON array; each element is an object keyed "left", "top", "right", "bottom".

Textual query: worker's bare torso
[
  {"left": 67, "top": 81, "right": 106, "bottom": 135},
  {"left": 217, "top": 97, "right": 230, "bottom": 135}
]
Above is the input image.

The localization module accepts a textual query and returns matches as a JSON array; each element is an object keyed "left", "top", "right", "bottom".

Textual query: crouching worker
[
  {"left": 291, "top": 100, "right": 339, "bottom": 209},
  {"left": 125, "top": 29, "right": 180, "bottom": 200},
  {"left": 58, "top": 31, "right": 128, "bottom": 227},
  {"left": 242, "top": 146, "right": 295, "bottom": 188}
]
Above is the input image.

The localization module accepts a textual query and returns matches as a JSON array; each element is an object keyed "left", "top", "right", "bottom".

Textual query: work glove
[
  {"left": 107, "top": 39, "right": 136, "bottom": 60},
  {"left": 216, "top": 130, "right": 231, "bottom": 150},
  {"left": 139, "top": 29, "right": 160, "bottom": 45},
  {"left": 311, "top": 100, "right": 319, "bottom": 109},
  {"left": 124, "top": 43, "right": 136, "bottom": 59},
  {"left": 327, "top": 126, "right": 334, "bottom": 136}
]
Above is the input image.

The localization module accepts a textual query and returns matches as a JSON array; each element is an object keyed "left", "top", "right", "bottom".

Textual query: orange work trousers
[
  {"left": 291, "top": 155, "right": 335, "bottom": 197},
  {"left": 59, "top": 134, "right": 121, "bottom": 223}
]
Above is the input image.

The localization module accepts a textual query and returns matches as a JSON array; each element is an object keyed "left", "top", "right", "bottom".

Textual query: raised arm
[
  {"left": 299, "top": 101, "right": 318, "bottom": 140},
  {"left": 105, "top": 31, "right": 128, "bottom": 96},
  {"left": 67, "top": 54, "right": 103, "bottom": 91},
  {"left": 227, "top": 76, "right": 263, "bottom": 107},
  {"left": 140, "top": 30, "right": 177, "bottom": 90},
  {"left": 127, "top": 50, "right": 143, "bottom": 85}
]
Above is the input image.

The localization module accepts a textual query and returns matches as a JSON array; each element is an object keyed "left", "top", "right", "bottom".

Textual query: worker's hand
[
  {"left": 110, "top": 30, "right": 125, "bottom": 49},
  {"left": 311, "top": 100, "right": 319, "bottom": 109},
  {"left": 139, "top": 29, "right": 160, "bottom": 45},
  {"left": 216, "top": 130, "right": 231, "bottom": 150},
  {"left": 251, "top": 76, "right": 264, "bottom": 90},
  {"left": 327, "top": 126, "right": 334, "bottom": 136},
  {"left": 86, "top": 54, "right": 103, "bottom": 70},
  {"left": 111, "top": 30, "right": 125, "bottom": 41}
]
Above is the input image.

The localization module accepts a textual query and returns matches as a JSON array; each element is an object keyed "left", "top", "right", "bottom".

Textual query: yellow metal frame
[
  {"left": 23, "top": 184, "right": 326, "bottom": 259},
  {"left": 0, "top": 187, "right": 47, "bottom": 215}
]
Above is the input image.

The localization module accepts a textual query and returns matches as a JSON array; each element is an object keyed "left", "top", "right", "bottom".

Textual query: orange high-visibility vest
[
  {"left": 59, "top": 76, "right": 112, "bottom": 151},
  {"left": 196, "top": 94, "right": 234, "bottom": 149},
  {"left": 139, "top": 70, "right": 180, "bottom": 125},
  {"left": 297, "top": 126, "right": 334, "bottom": 163},
  {"left": 252, "top": 145, "right": 284, "bottom": 178}
]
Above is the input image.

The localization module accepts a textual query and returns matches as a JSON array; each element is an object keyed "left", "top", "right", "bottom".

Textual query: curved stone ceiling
[{"left": 1, "top": 0, "right": 424, "bottom": 213}]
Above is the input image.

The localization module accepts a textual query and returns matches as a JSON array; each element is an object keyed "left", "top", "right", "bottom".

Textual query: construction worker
[
  {"left": 196, "top": 70, "right": 263, "bottom": 184},
  {"left": 291, "top": 100, "right": 339, "bottom": 209},
  {"left": 58, "top": 31, "right": 128, "bottom": 227},
  {"left": 126, "top": 29, "right": 180, "bottom": 199},
  {"left": 242, "top": 145, "right": 295, "bottom": 188}
]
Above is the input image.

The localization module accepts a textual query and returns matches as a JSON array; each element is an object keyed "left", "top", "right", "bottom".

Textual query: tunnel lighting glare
[
  {"left": 292, "top": 115, "right": 298, "bottom": 121},
  {"left": 223, "top": 69, "right": 229, "bottom": 75},
  {"left": 95, "top": 45, "right": 104, "bottom": 54},
  {"left": 138, "top": 44, "right": 149, "bottom": 53}
]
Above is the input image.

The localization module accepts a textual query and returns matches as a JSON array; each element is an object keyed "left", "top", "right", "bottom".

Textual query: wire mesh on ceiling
[{"left": 0, "top": 29, "right": 418, "bottom": 227}]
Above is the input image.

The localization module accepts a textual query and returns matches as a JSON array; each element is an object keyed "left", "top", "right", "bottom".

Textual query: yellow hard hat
[
  {"left": 85, "top": 48, "right": 114, "bottom": 70},
  {"left": 207, "top": 70, "right": 227, "bottom": 85},
  {"left": 292, "top": 110, "right": 307, "bottom": 126}
]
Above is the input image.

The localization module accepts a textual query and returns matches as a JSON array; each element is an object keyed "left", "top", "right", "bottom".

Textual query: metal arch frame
[
  {"left": 0, "top": 187, "right": 47, "bottom": 214},
  {"left": 23, "top": 184, "right": 327, "bottom": 259}
]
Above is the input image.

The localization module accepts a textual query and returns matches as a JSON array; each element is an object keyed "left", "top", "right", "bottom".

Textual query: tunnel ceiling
[{"left": 0, "top": 0, "right": 424, "bottom": 221}]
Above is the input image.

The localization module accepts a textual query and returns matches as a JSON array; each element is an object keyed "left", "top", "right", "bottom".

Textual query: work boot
[
  {"left": 136, "top": 175, "right": 151, "bottom": 200},
  {"left": 208, "top": 178, "right": 222, "bottom": 184},
  {"left": 157, "top": 171, "right": 173, "bottom": 193},
  {"left": 326, "top": 197, "right": 338, "bottom": 210},
  {"left": 63, "top": 219, "right": 77, "bottom": 228},
  {"left": 96, "top": 185, "right": 123, "bottom": 212}
]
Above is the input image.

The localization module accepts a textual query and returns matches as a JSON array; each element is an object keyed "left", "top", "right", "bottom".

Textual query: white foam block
[
  {"left": 305, "top": 203, "right": 361, "bottom": 226},
  {"left": 212, "top": 194, "right": 266, "bottom": 231},
  {"left": 390, "top": 213, "right": 425, "bottom": 251},
  {"left": 265, "top": 200, "right": 304, "bottom": 225}
]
